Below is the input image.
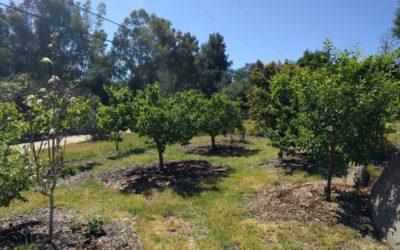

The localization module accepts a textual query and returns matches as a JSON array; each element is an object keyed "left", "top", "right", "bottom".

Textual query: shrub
[{"left": 84, "top": 217, "right": 106, "bottom": 238}]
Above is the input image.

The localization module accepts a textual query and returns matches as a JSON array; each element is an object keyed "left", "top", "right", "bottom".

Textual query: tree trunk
[
  {"left": 325, "top": 149, "right": 335, "bottom": 202},
  {"left": 211, "top": 135, "right": 216, "bottom": 150},
  {"left": 156, "top": 143, "right": 164, "bottom": 170},
  {"left": 115, "top": 132, "right": 120, "bottom": 152},
  {"left": 48, "top": 189, "right": 55, "bottom": 243}
]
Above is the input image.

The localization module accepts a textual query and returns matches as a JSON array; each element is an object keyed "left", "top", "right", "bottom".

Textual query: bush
[
  {"left": 84, "top": 217, "right": 106, "bottom": 238},
  {"left": 69, "top": 221, "right": 82, "bottom": 233}
]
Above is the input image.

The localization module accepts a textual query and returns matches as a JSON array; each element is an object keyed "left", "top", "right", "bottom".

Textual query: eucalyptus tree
[{"left": 198, "top": 33, "right": 231, "bottom": 96}]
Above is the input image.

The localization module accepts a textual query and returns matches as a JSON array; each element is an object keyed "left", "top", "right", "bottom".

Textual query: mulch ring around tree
[
  {"left": 0, "top": 208, "right": 142, "bottom": 250},
  {"left": 181, "top": 141, "right": 258, "bottom": 157},
  {"left": 64, "top": 160, "right": 229, "bottom": 196},
  {"left": 248, "top": 182, "right": 375, "bottom": 237}
]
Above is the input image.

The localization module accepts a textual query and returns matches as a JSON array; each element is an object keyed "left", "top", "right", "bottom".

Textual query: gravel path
[{"left": 16, "top": 134, "right": 91, "bottom": 149}]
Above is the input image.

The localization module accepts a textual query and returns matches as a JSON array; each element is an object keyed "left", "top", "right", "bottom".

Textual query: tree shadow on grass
[
  {"left": 182, "top": 142, "right": 259, "bottom": 158},
  {"left": 60, "top": 161, "right": 102, "bottom": 178},
  {"left": 119, "top": 160, "right": 233, "bottom": 197},
  {"left": 268, "top": 154, "right": 346, "bottom": 178},
  {"left": 106, "top": 147, "right": 147, "bottom": 160}
]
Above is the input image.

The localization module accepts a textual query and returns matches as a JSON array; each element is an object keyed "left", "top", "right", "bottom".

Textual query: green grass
[{"left": 0, "top": 123, "right": 389, "bottom": 249}]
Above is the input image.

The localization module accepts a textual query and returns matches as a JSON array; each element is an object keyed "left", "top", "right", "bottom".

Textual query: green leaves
[
  {"left": 134, "top": 84, "right": 197, "bottom": 147},
  {"left": 253, "top": 43, "right": 399, "bottom": 200},
  {"left": 0, "top": 102, "right": 32, "bottom": 206},
  {"left": 97, "top": 85, "right": 136, "bottom": 151},
  {"left": 197, "top": 93, "right": 244, "bottom": 147}
]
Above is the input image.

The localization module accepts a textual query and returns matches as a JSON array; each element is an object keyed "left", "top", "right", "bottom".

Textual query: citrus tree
[
  {"left": 134, "top": 84, "right": 201, "bottom": 169},
  {"left": 0, "top": 102, "right": 32, "bottom": 207},
  {"left": 197, "top": 93, "right": 244, "bottom": 150},
  {"left": 265, "top": 43, "right": 399, "bottom": 201},
  {"left": 97, "top": 85, "right": 135, "bottom": 152}
]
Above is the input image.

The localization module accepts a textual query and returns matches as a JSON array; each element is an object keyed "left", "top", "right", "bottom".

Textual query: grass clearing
[{"left": 0, "top": 123, "right": 389, "bottom": 249}]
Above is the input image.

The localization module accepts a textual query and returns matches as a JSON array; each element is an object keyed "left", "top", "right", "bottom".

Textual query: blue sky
[
  {"left": 13, "top": 0, "right": 399, "bottom": 68},
  {"left": 95, "top": 0, "right": 397, "bottom": 68}
]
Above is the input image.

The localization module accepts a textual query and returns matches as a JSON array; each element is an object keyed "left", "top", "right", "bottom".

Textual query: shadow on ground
[
  {"left": 0, "top": 221, "right": 44, "bottom": 247},
  {"left": 182, "top": 142, "right": 259, "bottom": 158},
  {"left": 106, "top": 147, "right": 147, "bottom": 160},
  {"left": 265, "top": 154, "right": 347, "bottom": 177},
  {"left": 334, "top": 187, "right": 376, "bottom": 237},
  {"left": 0, "top": 208, "right": 142, "bottom": 249},
  {"left": 249, "top": 182, "right": 376, "bottom": 237},
  {"left": 90, "top": 160, "right": 233, "bottom": 197}
]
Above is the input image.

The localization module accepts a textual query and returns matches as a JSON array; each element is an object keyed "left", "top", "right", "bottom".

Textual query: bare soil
[
  {"left": 182, "top": 141, "right": 258, "bottom": 157},
  {"left": 0, "top": 208, "right": 142, "bottom": 250},
  {"left": 64, "top": 160, "right": 229, "bottom": 197},
  {"left": 248, "top": 182, "right": 375, "bottom": 237}
]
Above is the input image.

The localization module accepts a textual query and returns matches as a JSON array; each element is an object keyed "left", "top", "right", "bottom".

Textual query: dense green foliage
[
  {"left": 0, "top": 102, "right": 31, "bottom": 206},
  {"left": 97, "top": 86, "right": 135, "bottom": 151},
  {"left": 246, "top": 60, "right": 295, "bottom": 133},
  {"left": 197, "top": 93, "right": 244, "bottom": 149},
  {"left": 134, "top": 84, "right": 202, "bottom": 168},
  {"left": 252, "top": 41, "right": 399, "bottom": 200}
]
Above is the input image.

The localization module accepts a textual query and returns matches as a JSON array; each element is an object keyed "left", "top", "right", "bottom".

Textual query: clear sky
[{"left": 14, "top": 0, "right": 400, "bottom": 68}]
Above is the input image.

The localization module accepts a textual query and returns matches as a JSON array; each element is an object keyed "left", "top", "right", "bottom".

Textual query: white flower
[
  {"left": 37, "top": 99, "right": 43, "bottom": 105},
  {"left": 49, "top": 128, "right": 56, "bottom": 135},
  {"left": 48, "top": 75, "right": 61, "bottom": 84},
  {"left": 39, "top": 88, "right": 46, "bottom": 93},
  {"left": 40, "top": 57, "right": 53, "bottom": 65}
]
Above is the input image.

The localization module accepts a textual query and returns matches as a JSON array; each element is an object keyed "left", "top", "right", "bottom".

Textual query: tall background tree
[{"left": 197, "top": 33, "right": 231, "bottom": 96}]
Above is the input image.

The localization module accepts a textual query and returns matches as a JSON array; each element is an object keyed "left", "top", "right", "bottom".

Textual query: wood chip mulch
[
  {"left": 248, "top": 182, "right": 375, "bottom": 236},
  {"left": 0, "top": 208, "right": 142, "bottom": 249}
]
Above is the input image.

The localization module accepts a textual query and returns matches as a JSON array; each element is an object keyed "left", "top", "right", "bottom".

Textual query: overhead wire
[
  {"left": 63, "top": 0, "right": 128, "bottom": 30},
  {"left": 1, "top": 0, "right": 269, "bottom": 63},
  {"left": 235, "top": 0, "right": 285, "bottom": 59},
  {"left": 190, "top": 0, "right": 263, "bottom": 58},
  {"left": 0, "top": 1, "right": 116, "bottom": 45}
]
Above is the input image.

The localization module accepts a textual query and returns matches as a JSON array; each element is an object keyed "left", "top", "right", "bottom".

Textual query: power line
[
  {"left": 0, "top": 1, "right": 115, "bottom": 45},
  {"left": 235, "top": 0, "right": 284, "bottom": 59},
  {"left": 63, "top": 0, "right": 127, "bottom": 30},
  {"left": 190, "top": 0, "right": 262, "bottom": 58}
]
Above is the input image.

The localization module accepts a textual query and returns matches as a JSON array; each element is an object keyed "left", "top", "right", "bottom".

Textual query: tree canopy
[
  {"left": 134, "top": 84, "right": 202, "bottom": 169},
  {"left": 254, "top": 42, "right": 399, "bottom": 201}
]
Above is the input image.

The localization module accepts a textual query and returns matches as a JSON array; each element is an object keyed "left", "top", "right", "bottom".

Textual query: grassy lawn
[{"left": 0, "top": 124, "right": 390, "bottom": 249}]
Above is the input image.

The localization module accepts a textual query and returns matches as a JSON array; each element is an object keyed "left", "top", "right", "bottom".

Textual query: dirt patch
[
  {"left": 248, "top": 182, "right": 375, "bottom": 236},
  {"left": 182, "top": 141, "right": 258, "bottom": 157},
  {"left": 0, "top": 208, "right": 142, "bottom": 249},
  {"left": 65, "top": 160, "right": 230, "bottom": 197}
]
